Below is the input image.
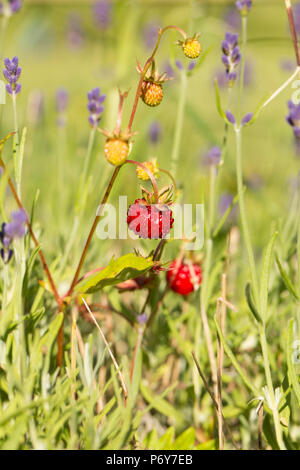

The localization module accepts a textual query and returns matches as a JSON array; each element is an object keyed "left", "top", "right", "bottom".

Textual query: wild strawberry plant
[{"left": 0, "top": 0, "right": 300, "bottom": 451}]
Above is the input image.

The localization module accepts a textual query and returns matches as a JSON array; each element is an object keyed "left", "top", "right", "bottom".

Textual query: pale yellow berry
[
  {"left": 183, "top": 39, "right": 202, "bottom": 59},
  {"left": 104, "top": 139, "right": 129, "bottom": 166},
  {"left": 136, "top": 160, "right": 159, "bottom": 181}
]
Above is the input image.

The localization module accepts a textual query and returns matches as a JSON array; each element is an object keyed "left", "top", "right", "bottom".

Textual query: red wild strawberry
[
  {"left": 127, "top": 198, "right": 174, "bottom": 239},
  {"left": 166, "top": 260, "right": 202, "bottom": 296}
]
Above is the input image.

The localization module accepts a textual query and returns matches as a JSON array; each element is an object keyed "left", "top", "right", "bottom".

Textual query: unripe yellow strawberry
[
  {"left": 183, "top": 38, "right": 202, "bottom": 59},
  {"left": 104, "top": 138, "right": 129, "bottom": 166},
  {"left": 136, "top": 159, "right": 159, "bottom": 181},
  {"left": 141, "top": 81, "right": 163, "bottom": 107}
]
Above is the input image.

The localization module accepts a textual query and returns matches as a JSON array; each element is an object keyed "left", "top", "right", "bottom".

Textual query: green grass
[{"left": 0, "top": 0, "right": 300, "bottom": 450}]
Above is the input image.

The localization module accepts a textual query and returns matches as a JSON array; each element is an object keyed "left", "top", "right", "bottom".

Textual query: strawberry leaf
[{"left": 74, "top": 253, "right": 154, "bottom": 294}]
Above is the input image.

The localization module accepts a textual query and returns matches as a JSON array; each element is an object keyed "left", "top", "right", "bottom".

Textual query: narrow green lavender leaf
[
  {"left": 245, "top": 282, "right": 262, "bottom": 324},
  {"left": 140, "top": 381, "right": 183, "bottom": 424},
  {"left": 287, "top": 318, "right": 300, "bottom": 406},
  {"left": 275, "top": 254, "right": 299, "bottom": 301},
  {"left": 260, "top": 231, "right": 278, "bottom": 321},
  {"left": 214, "top": 315, "right": 260, "bottom": 396},
  {"left": 214, "top": 78, "right": 226, "bottom": 120}
]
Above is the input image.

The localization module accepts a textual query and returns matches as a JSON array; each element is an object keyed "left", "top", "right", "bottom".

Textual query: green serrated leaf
[{"left": 74, "top": 253, "right": 154, "bottom": 294}]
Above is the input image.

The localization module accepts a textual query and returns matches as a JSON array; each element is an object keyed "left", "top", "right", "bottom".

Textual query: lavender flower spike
[
  {"left": 226, "top": 110, "right": 236, "bottom": 125},
  {"left": 0, "top": 0, "right": 22, "bottom": 16},
  {"left": 87, "top": 87, "right": 105, "bottom": 127},
  {"left": 93, "top": 0, "right": 112, "bottom": 30},
  {"left": 241, "top": 112, "right": 254, "bottom": 126},
  {"left": 8, "top": 0, "right": 22, "bottom": 14},
  {"left": 221, "top": 32, "right": 241, "bottom": 86},
  {"left": 0, "top": 209, "right": 27, "bottom": 264},
  {"left": 236, "top": 1, "right": 252, "bottom": 16},
  {"left": 148, "top": 121, "right": 162, "bottom": 144},
  {"left": 203, "top": 146, "right": 222, "bottom": 166},
  {"left": 56, "top": 88, "right": 69, "bottom": 127},
  {"left": 286, "top": 100, "right": 300, "bottom": 140},
  {"left": 3, "top": 56, "right": 21, "bottom": 95}
]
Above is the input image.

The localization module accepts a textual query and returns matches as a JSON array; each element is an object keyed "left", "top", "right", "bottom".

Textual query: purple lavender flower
[
  {"left": 87, "top": 87, "right": 105, "bottom": 127},
  {"left": 56, "top": 88, "right": 69, "bottom": 127},
  {"left": 67, "top": 13, "right": 84, "bottom": 49},
  {"left": 1, "top": 0, "right": 22, "bottom": 16},
  {"left": 162, "top": 61, "right": 176, "bottom": 80},
  {"left": 203, "top": 146, "right": 222, "bottom": 166},
  {"left": 93, "top": 0, "right": 112, "bottom": 30},
  {"left": 9, "top": 0, "right": 22, "bottom": 14},
  {"left": 0, "top": 0, "right": 22, "bottom": 16},
  {"left": 226, "top": 110, "right": 236, "bottom": 124},
  {"left": 142, "top": 22, "right": 160, "bottom": 49},
  {"left": 223, "top": 7, "right": 241, "bottom": 30},
  {"left": 3, "top": 56, "right": 21, "bottom": 95},
  {"left": 148, "top": 121, "right": 162, "bottom": 145},
  {"left": 176, "top": 59, "right": 197, "bottom": 73},
  {"left": 236, "top": 0, "right": 252, "bottom": 15},
  {"left": 188, "top": 61, "right": 196, "bottom": 71},
  {"left": 241, "top": 112, "right": 253, "bottom": 126},
  {"left": 175, "top": 60, "right": 184, "bottom": 71},
  {"left": 286, "top": 100, "right": 300, "bottom": 139},
  {"left": 137, "top": 313, "right": 148, "bottom": 324},
  {"left": 56, "top": 88, "right": 69, "bottom": 114},
  {"left": 214, "top": 59, "right": 253, "bottom": 89},
  {"left": 221, "top": 32, "right": 241, "bottom": 86},
  {"left": 219, "top": 193, "right": 237, "bottom": 223},
  {"left": 27, "top": 89, "right": 45, "bottom": 126},
  {"left": 293, "top": 3, "right": 300, "bottom": 35},
  {"left": 280, "top": 59, "right": 296, "bottom": 72},
  {"left": 0, "top": 209, "right": 27, "bottom": 264}
]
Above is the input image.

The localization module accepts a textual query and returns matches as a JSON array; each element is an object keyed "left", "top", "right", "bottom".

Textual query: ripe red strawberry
[
  {"left": 166, "top": 260, "right": 202, "bottom": 296},
  {"left": 141, "top": 81, "right": 163, "bottom": 107},
  {"left": 127, "top": 198, "right": 174, "bottom": 239}
]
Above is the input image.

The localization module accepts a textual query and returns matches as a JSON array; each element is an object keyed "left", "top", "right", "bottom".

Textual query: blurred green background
[{"left": 1, "top": 0, "right": 298, "bottom": 267}]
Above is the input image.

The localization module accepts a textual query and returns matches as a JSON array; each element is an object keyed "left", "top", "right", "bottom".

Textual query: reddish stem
[
  {"left": 115, "top": 90, "right": 129, "bottom": 135},
  {"left": 286, "top": 0, "right": 300, "bottom": 66},
  {"left": 127, "top": 25, "right": 187, "bottom": 133},
  {"left": 126, "top": 159, "right": 159, "bottom": 203},
  {"left": 66, "top": 166, "right": 121, "bottom": 298},
  {"left": 0, "top": 155, "right": 62, "bottom": 309}
]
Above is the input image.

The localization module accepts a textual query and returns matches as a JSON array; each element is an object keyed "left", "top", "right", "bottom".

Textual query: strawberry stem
[
  {"left": 65, "top": 166, "right": 121, "bottom": 298},
  {"left": 126, "top": 159, "right": 159, "bottom": 203},
  {"left": 127, "top": 25, "right": 187, "bottom": 133},
  {"left": 285, "top": 0, "right": 300, "bottom": 67}
]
